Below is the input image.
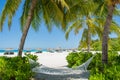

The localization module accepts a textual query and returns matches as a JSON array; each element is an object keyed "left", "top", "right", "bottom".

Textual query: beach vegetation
[
  {"left": 90, "top": 38, "right": 120, "bottom": 51},
  {"left": 65, "top": 0, "right": 99, "bottom": 52},
  {"left": 73, "top": 0, "right": 120, "bottom": 64},
  {"left": 66, "top": 51, "right": 120, "bottom": 79},
  {"left": 25, "top": 53, "right": 38, "bottom": 61},
  {"left": 108, "top": 38, "right": 120, "bottom": 51},
  {"left": 0, "top": 56, "right": 38, "bottom": 80},
  {"left": 65, "top": 0, "right": 120, "bottom": 55},
  {"left": 66, "top": 52, "right": 93, "bottom": 68},
  {"left": 96, "top": 0, "right": 120, "bottom": 64},
  {"left": 25, "top": 53, "right": 39, "bottom": 68},
  {"left": 89, "top": 51, "right": 120, "bottom": 80},
  {"left": 0, "top": 0, "right": 69, "bottom": 57},
  {"left": 0, "top": 0, "right": 120, "bottom": 74}
]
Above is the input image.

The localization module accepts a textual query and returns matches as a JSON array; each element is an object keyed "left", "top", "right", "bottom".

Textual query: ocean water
[{"left": 0, "top": 49, "right": 47, "bottom": 54}]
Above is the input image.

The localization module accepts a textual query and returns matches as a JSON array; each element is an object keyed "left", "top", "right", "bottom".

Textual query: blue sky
[
  {"left": 0, "top": 1, "right": 120, "bottom": 49},
  {"left": 0, "top": 1, "right": 83, "bottom": 49}
]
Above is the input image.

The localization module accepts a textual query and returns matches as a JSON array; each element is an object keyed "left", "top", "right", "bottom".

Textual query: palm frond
[
  {"left": 94, "top": 1, "right": 107, "bottom": 17},
  {"left": 79, "top": 29, "right": 88, "bottom": 49},
  {"left": 20, "top": 0, "right": 31, "bottom": 31},
  {"left": 42, "top": 0, "right": 68, "bottom": 32},
  {"left": 20, "top": 0, "right": 42, "bottom": 32},
  {"left": 31, "top": 0, "right": 42, "bottom": 31},
  {"left": 0, "top": 0, "right": 21, "bottom": 31},
  {"left": 65, "top": 23, "right": 76, "bottom": 39},
  {"left": 55, "top": 0, "right": 69, "bottom": 10},
  {"left": 110, "top": 21, "right": 120, "bottom": 36},
  {"left": 74, "top": 22, "right": 83, "bottom": 35},
  {"left": 113, "top": 8, "right": 120, "bottom": 16},
  {"left": 81, "top": 28, "right": 88, "bottom": 41}
]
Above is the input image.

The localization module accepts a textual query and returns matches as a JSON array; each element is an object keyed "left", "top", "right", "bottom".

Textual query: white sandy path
[
  {"left": 0, "top": 52, "right": 70, "bottom": 68},
  {"left": 35, "top": 52, "right": 69, "bottom": 68}
]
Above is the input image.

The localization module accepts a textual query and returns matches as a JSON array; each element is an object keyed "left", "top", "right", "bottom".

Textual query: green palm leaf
[{"left": 0, "top": 0, "right": 21, "bottom": 31}]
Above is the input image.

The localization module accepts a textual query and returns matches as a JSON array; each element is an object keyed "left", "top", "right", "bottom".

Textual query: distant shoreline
[{"left": 0, "top": 49, "right": 47, "bottom": 53}]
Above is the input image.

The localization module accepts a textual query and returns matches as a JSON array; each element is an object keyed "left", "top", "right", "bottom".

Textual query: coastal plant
[
  {"left": 95, "top": 0, "right": 120, "bottom": 64},
  {"left": 66, "top": 52, "right": 93, "bottom": 68},
  {"left": 88, "top": 51, "right": 119, "bottom": 70},
  {"left": 0, "top": 56, "right": 35, "bottom": 80},
  {"left": 109, "top": 38, "right": 120, "bottom": 51},
  {"left": 89, "top": 65, "right": 120, "bottom": 80},
  {"left": 25, "top": 53, "right": 39, "bottom": 68},
  {"left": 65, "top": 0, "right": 120, "bottom": 53},
  {"left": 89, "top": 51, "right": 120, "bottom": 80},
  {"left": 88, "top": 53, "right": 102, "bottom": 70},
  {"left": 65, "top": 0, "right": 99, "bottom": 52},
  {"left": 0, "top": 57, "right": 7, "bottom": 78},
  {"left": 25, "top": 53, "right": 38, "bottom": 61},
  {"left": 0, "top": 0, "right": 69, "bottom": 57}
]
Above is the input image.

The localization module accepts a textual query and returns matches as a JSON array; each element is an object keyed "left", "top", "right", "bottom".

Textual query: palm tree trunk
[
  {"left": 87, "top": 25, "right": 91, "bottom": 52},
  {"left": 102, "top": 4, "right": 115, "bottom": 64},
  {"left": 18, "top": 0, "right": 38, "bottom": 57},
  {"left": 86, "top": 16, "right": 91, "bottom": 52}
]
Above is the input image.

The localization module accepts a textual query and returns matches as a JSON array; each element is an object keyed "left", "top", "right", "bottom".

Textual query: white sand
[
  {"left": 35, "top": 52, "right": 70, "bottom": 68},
  {"left": 0, "top": 52, "right": 70, "bottom": 68}
]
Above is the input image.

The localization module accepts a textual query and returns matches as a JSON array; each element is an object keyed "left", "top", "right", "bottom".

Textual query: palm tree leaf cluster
[
  {"left": 65, "top": 0, "right": 120, "bottom": 53},
  {"left": 0, "top": 0, "right": 69, "bottom": 56},
  {"left": 20, "top": 0, "right": 41, "bottom": 31},
  {"left": 0, "top": 0, "right": 22, "bottom": 31},
  {"left": 0, "top": 0, "right": 69, "bottom": 31}
]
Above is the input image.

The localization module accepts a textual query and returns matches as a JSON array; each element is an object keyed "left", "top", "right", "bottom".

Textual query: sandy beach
[
  {"left": 0, "top": 51, "right": 70, "bottom": 68},
  {"left": 0, "top": 51, "right": 90, "bottom": 80},
  {"left": 36, "top": 52, "right": 69, "bottom": 68}
]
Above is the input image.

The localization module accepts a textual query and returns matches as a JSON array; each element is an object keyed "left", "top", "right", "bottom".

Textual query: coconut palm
[
  {"left": 78, "top": 18, "right": 120, "bottom": 51},
  {"left": 18, "top": 0, "right": 38, "bottom": 56},
  {"left": 94, "top": 0, "right": 120, "bottom": 64},
  {"left": 65, "top": 16, "right": 100, "bottom": 52},
  {"left": 0, "top": 0, "right": 39, "bottom": 56},
  {"left": 65, "top": 0, "right": 120, "bottom": 54},
  {"left": 65, "top": 0, "right": 101, "bottom": 52},
  {"left": 102, "top": 0, "right": 120, "bottom": 64},
  {"left": 0, "top": 0, "right": 69, "bottom": 57}
]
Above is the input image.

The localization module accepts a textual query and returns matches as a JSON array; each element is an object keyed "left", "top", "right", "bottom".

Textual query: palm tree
[
  {"left": 79, "top": 18, "right": 120, "bottom": 51},
  {"left": 0, "top": 0, "right": 39, "bottom": 56},
  {"left": 95, "top": 0, "right": 120, "bottom": 64},
  {"left": 65, "top": 0, "right": 100, "bottom": 52},
  {"left": 18, "top": 0, "right": 38, "bottom": 56},
  {"left": 19, "top": 0, "right": 69, "bottom": 57},
  {"left": 0, "top": 0, "right": 69, "bottom": 57},
  {"left": 65, "top": 16, "right": 99, "bottom": 52},
  {"left": 65, "top": 0, "right": 120, "bottom": 54}
]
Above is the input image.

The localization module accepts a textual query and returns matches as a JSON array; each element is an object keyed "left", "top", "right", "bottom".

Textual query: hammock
[{"left": 32, "top": 56, "right": 94, "bottom": 75}]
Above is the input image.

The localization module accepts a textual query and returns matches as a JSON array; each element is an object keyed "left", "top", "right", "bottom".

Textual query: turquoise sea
[{"left": 0, "top": 49, "right": 47, "bottom": 53}]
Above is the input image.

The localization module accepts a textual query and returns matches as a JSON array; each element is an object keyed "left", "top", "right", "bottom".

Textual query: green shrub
[
  {"left": 0, "top": 56, "right": 37, "bottom": 80},
  {"left": 25, "top": 53, "right": 39, "bottom": 68},
  {"left": 66, "top": 52, "right": 93, "bottom": 68},
  {"left": 89, "top": 65, "right": 120, "bottom": 80},
  {"left": 66, "top": 51, "right": 120, "bottom": 79},
  {"left": 0, "top": 57, "right": 7, "bottom": 78},
  {"left": 88, "top": 53, "right": 102, "bottom": 70},
  {"left": 89, "top": 73, "right": 105, "bottom": 80},
  {"left": 89, "top": 51, "right": 120, "bottom": 80},
  {"left": 25, "top": 53, "right": 38, "bottom": 61}
]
